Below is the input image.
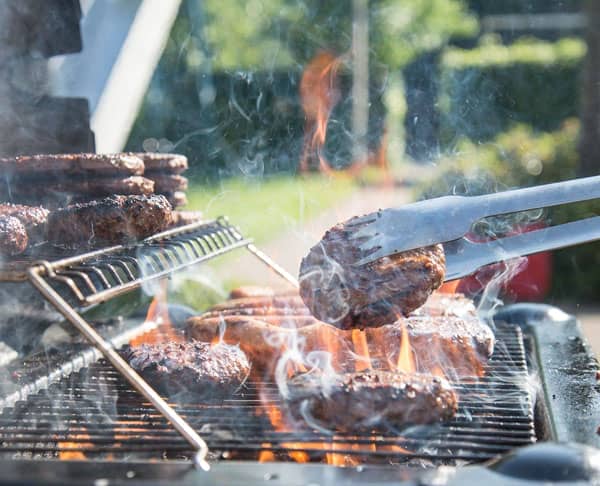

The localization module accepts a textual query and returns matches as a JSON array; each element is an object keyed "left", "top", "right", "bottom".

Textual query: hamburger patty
[
  {"left": 0, "top": 153, "right": 144, "bottom": 176},
  {"left": 0, "top": 216, "right": 28, "bottom": 255},
  {"left": 149, "top": 174, "right": 188, "bottom": 193},
  {"left": 1, "top": 175, "right": 154, "bottom": 201},
  {"left": 286, "top": 370, "right": 457, "bottom": 432},
  {"left": 299, "top": 215, "right": 446, "bottom": 330},
  {"left": 170, "top": 210, "right": 203, "bottom": 228},
  {"left": 208, "top": 294, "right": 310, "bottom": 314},
  {"left": 130, "top": 152, "right": 188, "bottom": 174},
  {"left": 122, "top": 341, "right": 250, "bottom": 399},
  {"left": 229, "top": 286, "right": 275, "bottom": 299},
  {"left": 0, "top": 203, "right": 48, "bottom": 242},
  {"left": 164, "top": 191, "right": 188, "bottom": 208},
  {"left": 46, "top": 194, "right": 172, "bottom": 248},
  {"left": 186, "top": 291, "right": 493, "bottom": 378}
]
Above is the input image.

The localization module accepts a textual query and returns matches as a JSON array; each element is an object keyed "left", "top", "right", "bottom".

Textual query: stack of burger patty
[
  {"left": 0, "top": 153, "right": 194, "bottom": 256},
  {"left": 0, "top": 153, "right": 189, "bottom": 209},
  {"left": 129, "top": 152, "right": 189, "bottom": 209},
  {"left": 0, "top": 153, "right": 148, "bottom": 207}
]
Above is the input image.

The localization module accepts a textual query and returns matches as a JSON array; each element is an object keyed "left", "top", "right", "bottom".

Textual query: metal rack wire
[{"left": 26, "top": 218, "right": 296, "bottom": 307}]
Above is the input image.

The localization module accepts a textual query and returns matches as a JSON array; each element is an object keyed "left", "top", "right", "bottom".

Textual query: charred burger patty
[
  {"left": 299, "top": 215, "right": 445, "bottom": 330},
  {"left": 46, "top": 194, "right": 172, "bottom": 248},
  {"left": 122, "top": 341, "right": 250, "bottom": 399},
  {"left": 286, "top": 370, "right": 458, "bottom": 432}
]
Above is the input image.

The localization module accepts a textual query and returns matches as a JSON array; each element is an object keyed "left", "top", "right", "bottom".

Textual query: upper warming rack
[
  {"left": 0, "top": 217, "right": 296, "bottom": 308},
  {"left": 30, "top": 218, "right": 252, "bottom": 308}
]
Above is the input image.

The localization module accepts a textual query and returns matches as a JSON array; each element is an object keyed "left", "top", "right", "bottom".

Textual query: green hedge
[
  {"left": 439, "top": 37, "right": 586, "bottom": 144},
  {"left": 419, "top": 120, "right": 600, "bottom": 303}
]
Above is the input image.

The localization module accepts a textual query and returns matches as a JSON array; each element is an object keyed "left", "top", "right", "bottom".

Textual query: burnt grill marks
[{"left": 0, "top": 325, "right": 534, "bottom": 464}]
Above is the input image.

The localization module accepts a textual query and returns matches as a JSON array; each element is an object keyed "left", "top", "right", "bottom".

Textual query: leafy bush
[
  {"left": 439, "top": 37, "right": 586, "bottom": 144},
  {"left": 421, "top": 119, "right": 580, "bottom": 196},
  {"left": 419, "top": 120, "right": 600, "bottom": 303}
]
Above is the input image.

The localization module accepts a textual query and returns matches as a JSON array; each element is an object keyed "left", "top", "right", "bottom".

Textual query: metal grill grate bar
[{"left": 0, "top": 325, "right": 536, "bottom": 465}]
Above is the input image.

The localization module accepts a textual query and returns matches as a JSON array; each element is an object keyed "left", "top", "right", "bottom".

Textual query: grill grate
[{"left": 0, "top": 325, "right": 535, "bottom": 465}]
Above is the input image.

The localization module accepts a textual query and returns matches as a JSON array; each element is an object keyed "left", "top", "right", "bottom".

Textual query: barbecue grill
[
  {"left": 0, "top": 217, "right": 597, "bottom": 485},
  {"left": 1, "top": 1, "right": 599, "bottom": 484}
]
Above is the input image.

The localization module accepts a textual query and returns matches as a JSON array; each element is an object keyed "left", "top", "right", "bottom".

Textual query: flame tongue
[
  {"left": 397, "top": 324, "right": 416, "bottom": 373},
  {"left": 351, "top": 330, "right": 371, "bottom": 371},
  {"left": 58, "top": 431, "right": 92, "bottom": 460},
  {"left": 299, "top": 51, "right": 342, "bottom": 173},
  {"left": 130, "top": 279, "right": 183, "bottom": 346}
]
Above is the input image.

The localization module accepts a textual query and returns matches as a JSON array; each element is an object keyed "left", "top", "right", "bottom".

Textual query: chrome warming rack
[{"left": 13, "top": 217, "right": 298, "bottom": 470}]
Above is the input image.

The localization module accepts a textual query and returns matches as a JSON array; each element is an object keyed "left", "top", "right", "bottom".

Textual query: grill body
[{"left": 0, "top": 303, "right": 597, "bottom": 485}]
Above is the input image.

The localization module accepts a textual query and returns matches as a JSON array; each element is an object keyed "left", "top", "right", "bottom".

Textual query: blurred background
[{"left": 2, "top": 0, "right": 599, "bottom": 351}]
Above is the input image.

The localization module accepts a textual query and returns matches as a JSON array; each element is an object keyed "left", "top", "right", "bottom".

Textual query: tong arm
[
  {"left": 471, "top": 175, "right": 600, "bottom": 220},
  {"left": 355, "top": 175, "right": 600, "bottom": 264},
  {"left": 444, "top": 216, "right": 600, "bottom": 281}
]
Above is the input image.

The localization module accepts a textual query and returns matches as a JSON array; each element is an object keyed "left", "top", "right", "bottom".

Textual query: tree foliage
[{"left": 192, "top": 0, "right": 477, "bottom": 71}]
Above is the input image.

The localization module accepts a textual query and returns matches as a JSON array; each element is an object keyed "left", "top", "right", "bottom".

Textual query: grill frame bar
[{"left": 492, "top": 304, "right": 600, "bottom": 447}]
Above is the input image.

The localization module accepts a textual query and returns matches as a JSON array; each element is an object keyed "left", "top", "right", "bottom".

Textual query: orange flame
[
  {"left": 58, "top": 433, "right": 92, "bottom": 460},
  {"left": 397, "top": 324, "right": 416, "bottom": 373},
  {"left": 299, "top": 50, "right": 393, "bottom": 184},
  {"left": 431, "top": 365, "right": 446, "bottom": 379},
  {"left": 325, "top": 439, "right": 365, "bottom": 466},
  {"left": 129, "top": 279, "right": 183, "bottom": 346},
  {"left": 351, "top": 330, "right": 371, "bottom": 371},
  {"left": 438, "top": 279, "right": 461, "bottom": 294},
  {"left": 299, "top": 51, "right": 342, "bottom": 174},
  {"left": 259, "top": 388, "right": 310, "bottom": 463},
  {"left": 325, "top": 441, "right": 348, "bottom": 466},
  {"left": 315, "top": 323, "right": 343, "bottom": 370},
  {"left": 258, "top": 444, "right": 276, "bottom": 462},
  {"left": 289, "top": 449, "right": 311, "bottom": 463}
]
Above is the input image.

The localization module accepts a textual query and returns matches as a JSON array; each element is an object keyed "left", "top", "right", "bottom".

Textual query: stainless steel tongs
[{"left": 350, "top": 176, "right": 600, "bottom": 280}]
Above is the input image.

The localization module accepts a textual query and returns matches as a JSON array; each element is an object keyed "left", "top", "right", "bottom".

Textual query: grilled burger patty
[
  {"left": 164, "top": 191, "right": 188, "bottom": 208},
  {"left": 122, "top": 341, "right": 250, "bottom": 398},
  {"left": 299, "top": 215, "right": 446, "bottom": 330},
  {"left": 46, "top": 194, "right": 172, "bottom": 248},
  {"left": 286, "top": 370, "right": 458, "bottom": 432},
  {"left": 130, "top": 152, "right": 188, "bottom": 174},
  {"left": 229, "top": 286, "right": 278, "bottom": 299},
  {"left": 187, "top": 291, "right": 493, "bottom": 378},
  {"left": 148, "top": 174, "right": 188, "bottom": 193},
  {"left": 0, "top": 203, "right": 50, "bottom": 254},
  {"left": 0, "top": 203, "right": 48, "bottom": 241},
  {"left": 0, "top": 176, "right": 155, "bottom": 202},
  {"left": 170, "top": 210, "right": 203, "bottom": 228},
  {"left": 0, "top": 153, "right": 145, "bottom": 176},
  {"left": 0, "top": 216, "right": 28, "bottom": 255}
]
